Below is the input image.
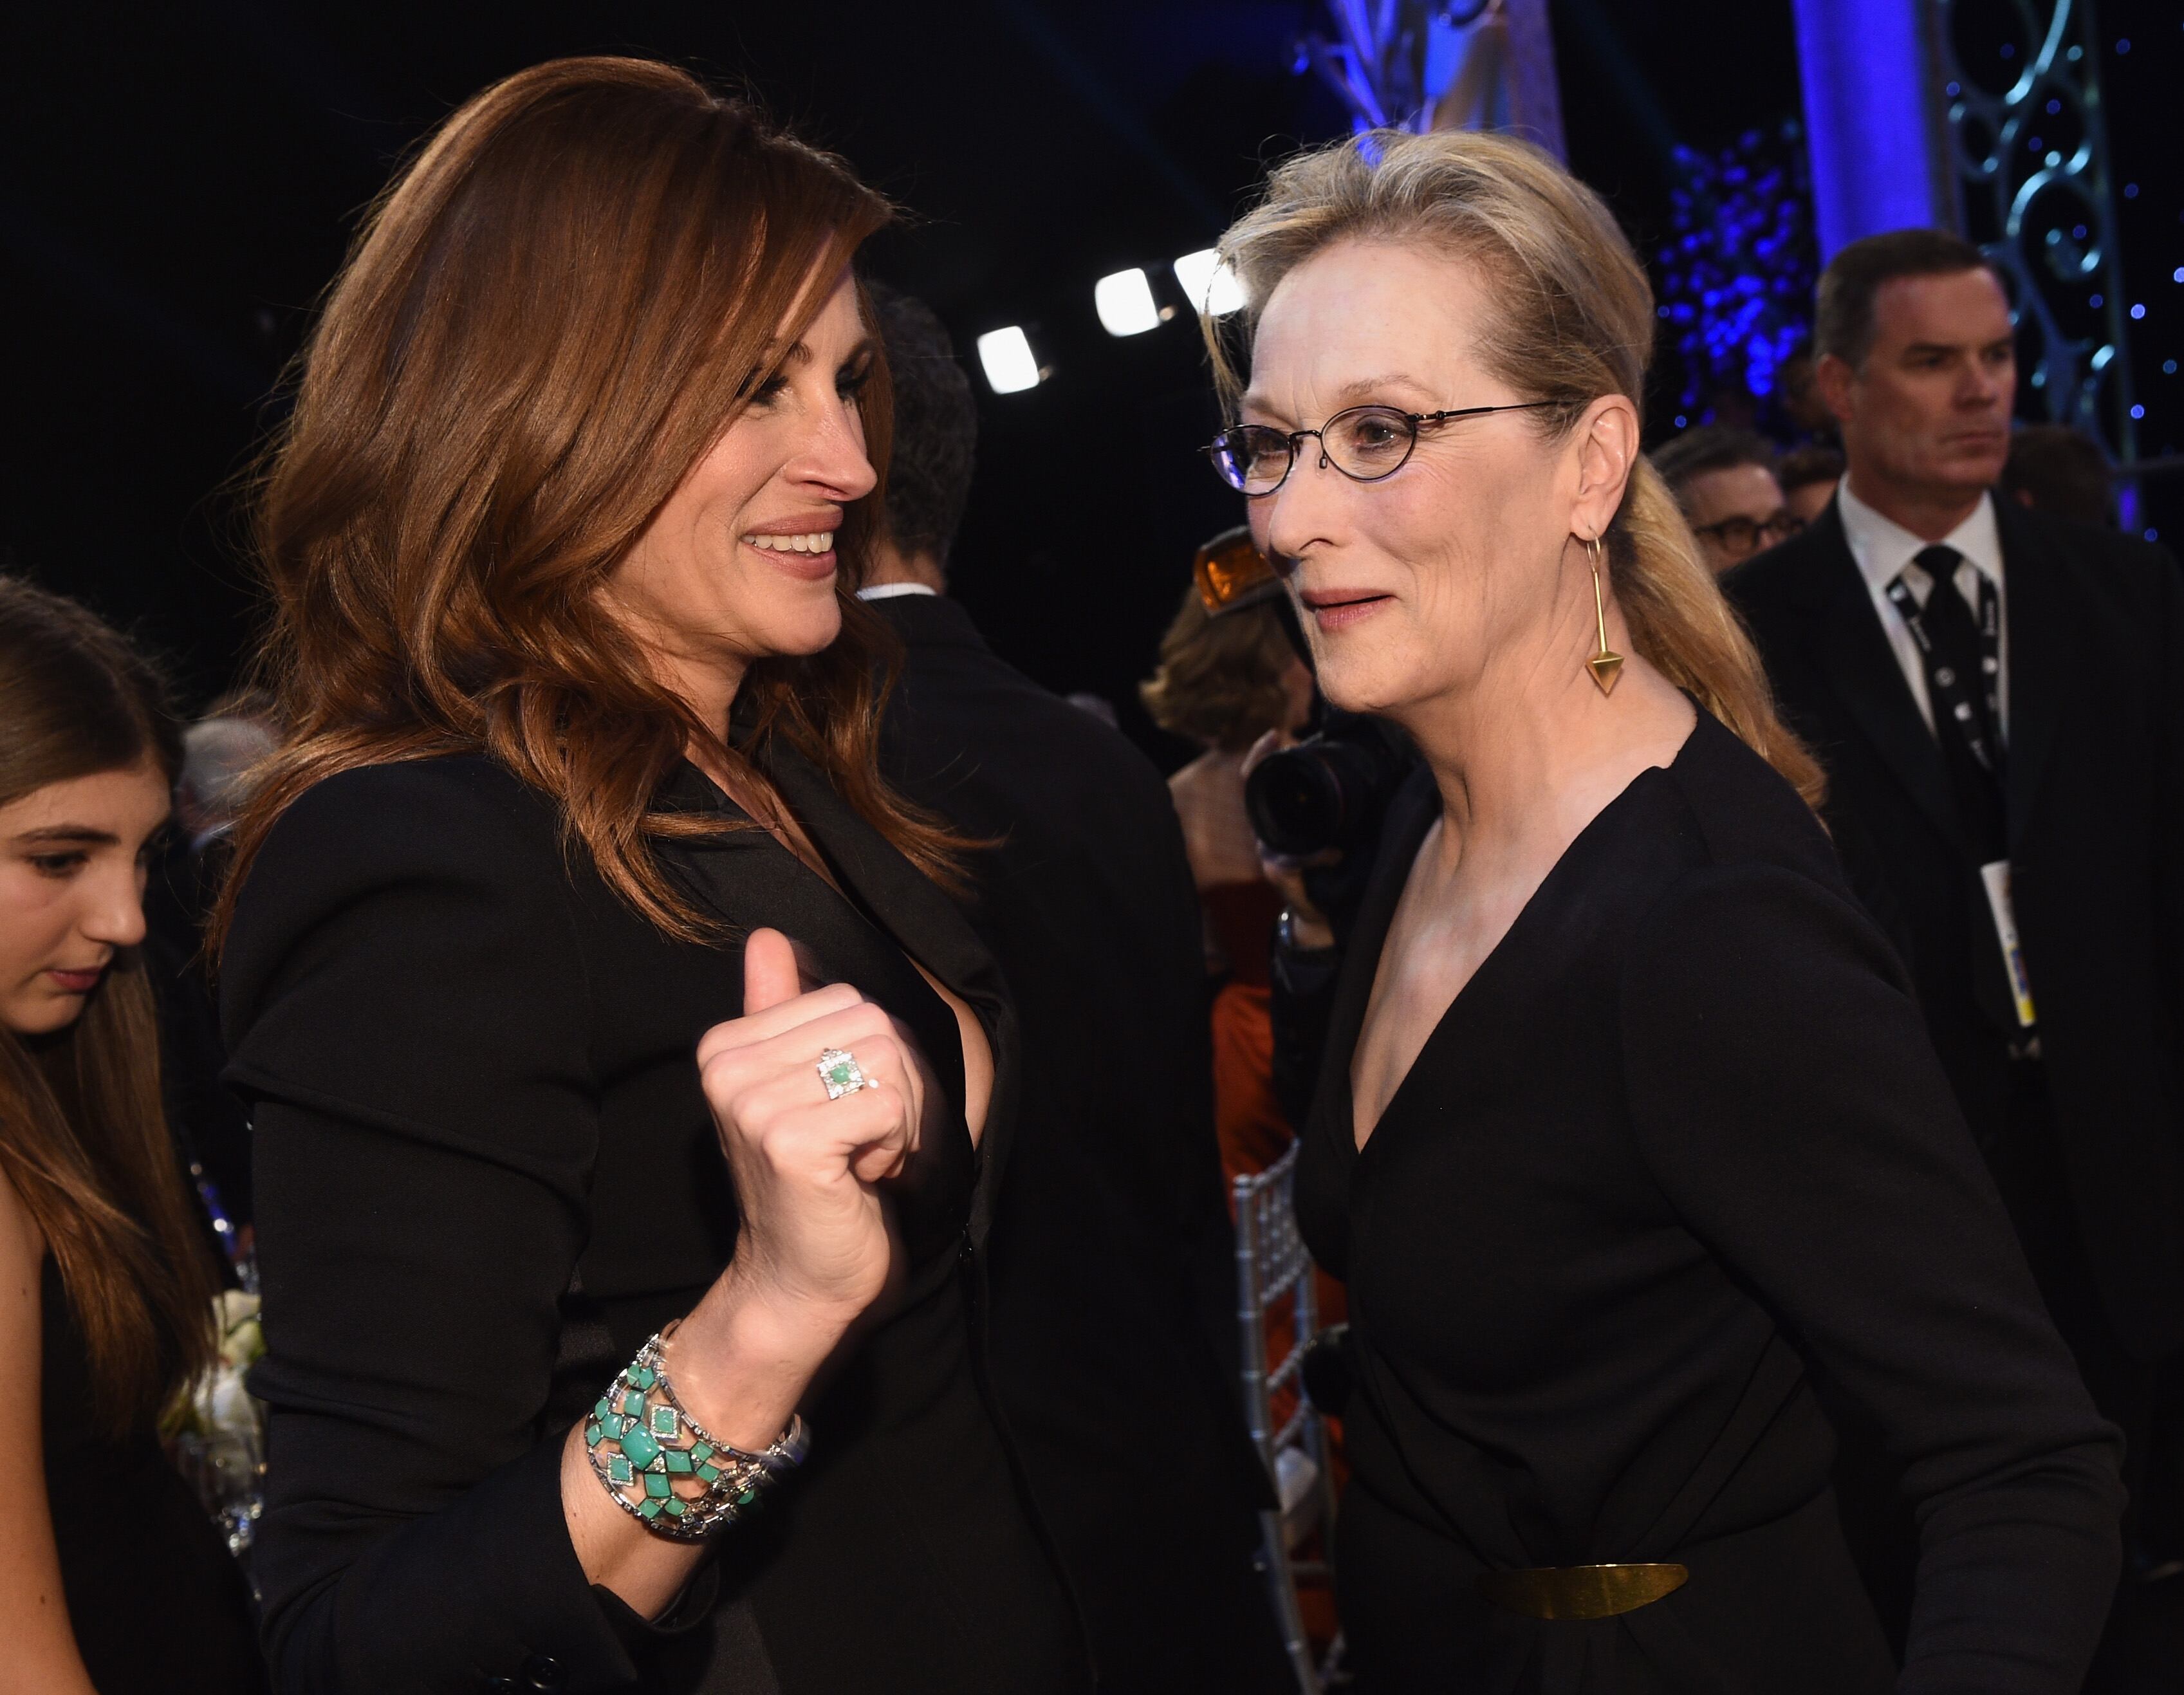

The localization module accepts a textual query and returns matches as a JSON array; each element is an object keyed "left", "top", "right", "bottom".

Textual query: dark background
[{"left": 3, "top": 3, "right": 2176, "bottom": 766}]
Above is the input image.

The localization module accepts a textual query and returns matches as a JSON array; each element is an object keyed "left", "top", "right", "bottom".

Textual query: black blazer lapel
[
  {"left": 1804, "top": 509, "right": 1966, "bottom": 856},
  {"left": 1991, "top": 497, "right": 2067, "bottom": 848},
  {"left": 753, "top": 738, "right": 1023, "bottom": 1252}
]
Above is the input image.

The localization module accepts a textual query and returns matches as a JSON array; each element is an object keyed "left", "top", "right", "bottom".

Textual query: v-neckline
[{"left": 1343, "top": 727, "right": 1699, "bottom": 1159}]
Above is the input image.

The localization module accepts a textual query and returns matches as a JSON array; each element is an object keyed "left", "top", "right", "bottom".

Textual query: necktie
[{"left": 1895, "top": 546, "right": 2006, "bottom": 859}]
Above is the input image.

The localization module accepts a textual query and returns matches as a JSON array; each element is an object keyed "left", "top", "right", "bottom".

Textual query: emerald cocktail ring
[{"left": 815, "top": 1048, "right": 871, "bottom": 1100}]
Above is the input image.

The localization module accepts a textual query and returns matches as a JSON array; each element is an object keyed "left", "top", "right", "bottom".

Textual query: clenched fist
[{"left": 695, "top": 927, "right": 934, "bottom": 1320}]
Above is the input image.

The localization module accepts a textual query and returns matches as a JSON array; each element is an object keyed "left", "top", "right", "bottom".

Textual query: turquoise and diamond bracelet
[{"left": 584, "top": 1326, "right": 808, "bottom": 1541}]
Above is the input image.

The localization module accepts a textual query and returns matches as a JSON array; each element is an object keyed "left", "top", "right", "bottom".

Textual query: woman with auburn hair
[
  {"left": 0, "top": 577, "right": 259, "bottom": 1694},
  {"left": 1203, "top": 129, "right": 2120, "bottom": 1690},
  {"left": 216, "top": 59, "right": 1086, "bottom": 1692}
]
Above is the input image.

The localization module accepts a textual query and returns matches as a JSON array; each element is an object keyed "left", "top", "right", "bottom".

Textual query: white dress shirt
[
  {"left": 855, "top": 582, "right": 939, "bottom": 602},
  {"left": 1836, "top": 477, "right": 2009, "bottom": 742}
]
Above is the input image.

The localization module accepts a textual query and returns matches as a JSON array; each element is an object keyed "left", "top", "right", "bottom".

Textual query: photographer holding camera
[
  {"left": 1141, "top": 540, "right": 1320, "bottom": 1182},
  {"left": 1179, "top": 532, "right": 1415, "bottom": 1127}
]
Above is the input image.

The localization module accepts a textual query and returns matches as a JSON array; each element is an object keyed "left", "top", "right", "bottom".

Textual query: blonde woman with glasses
[{"left": 1199, "top": 131, "right": 2120, "bottom": 1693}]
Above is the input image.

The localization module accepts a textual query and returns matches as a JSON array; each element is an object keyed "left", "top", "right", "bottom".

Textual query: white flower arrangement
[
  {"left": 168, "top": 1289, "right": 267, "bottom": 1561},
  {"left": 169, "top": 1288, "right": 266, "bottom": 1441}
]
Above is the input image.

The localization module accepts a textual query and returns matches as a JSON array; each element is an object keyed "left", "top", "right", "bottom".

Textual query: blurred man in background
[
  {"left": 1726, "top": 230, "right": 2184, "bottom": 1663},
  {"left": 856, "top": 283, "right": 1291, "bottom": 1693},
  {"left": 1652, "top": 424, "right": 1797, "bottom": 573}
]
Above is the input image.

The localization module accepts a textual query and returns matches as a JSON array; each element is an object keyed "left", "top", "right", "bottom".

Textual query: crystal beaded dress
[{"left": 1291, "top": 710, "right": 2121, "bottom": 1695}]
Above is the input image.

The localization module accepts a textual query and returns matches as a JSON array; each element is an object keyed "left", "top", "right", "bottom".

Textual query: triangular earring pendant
[{"left": 1582, "top": 539, "right": 1623, "bottom": 698}]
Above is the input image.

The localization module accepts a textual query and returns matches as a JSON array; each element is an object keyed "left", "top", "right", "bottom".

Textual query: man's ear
[{"left": 1815, "top": 353, "right": 1858, "bottom": 427}]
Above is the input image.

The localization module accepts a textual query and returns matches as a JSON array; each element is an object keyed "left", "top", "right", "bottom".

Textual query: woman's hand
[
  {"left": 696, "top": 928, "right": 929, "bottom": 1322},
  {"left": 565, "top": 929, "right": 937, "bottom": 1607}
]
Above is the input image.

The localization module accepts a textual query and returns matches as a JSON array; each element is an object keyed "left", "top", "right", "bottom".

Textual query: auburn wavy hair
[
  {"left": 0, "top": 577, "right": 218, "bottom": 1435},
  {"left": 215, "top": 57, "right": 964, "bottom": 949}
]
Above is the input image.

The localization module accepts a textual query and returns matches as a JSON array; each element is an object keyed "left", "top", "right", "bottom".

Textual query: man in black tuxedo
[
  {"left": 856, "top": 284, "right": 1291, "bottom": 1692},
  {"left": 1725, "top": 231, "right": 2184, "bottom": 1561}
]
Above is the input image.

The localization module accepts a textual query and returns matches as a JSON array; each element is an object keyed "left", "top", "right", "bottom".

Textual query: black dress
[
  {"left": 1292, "top": 710, "right": 2122, "bottom": 1695},
  {"left": 219, "top": 741, "right": 1088, "bottom": 1694},
  {"left": 41, "top": 1261, "right": 266, "bottom": 1694}
]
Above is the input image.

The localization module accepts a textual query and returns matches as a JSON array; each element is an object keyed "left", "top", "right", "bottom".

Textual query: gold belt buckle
[{"left": 1476, "top": 1562, "right": 1689, "bottom": 1620}]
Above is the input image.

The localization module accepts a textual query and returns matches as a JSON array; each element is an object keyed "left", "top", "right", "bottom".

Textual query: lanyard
[{"left": 1885, "top": 565, "right": 2003, "bottom": 773}]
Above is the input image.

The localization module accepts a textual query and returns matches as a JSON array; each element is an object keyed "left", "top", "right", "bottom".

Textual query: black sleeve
[
  {"left": 1620, "top": 864, "right": 2123, "bottom": 1695},
  {"left": 222, "top": 763, "right": 671, "bottom": 1694}
]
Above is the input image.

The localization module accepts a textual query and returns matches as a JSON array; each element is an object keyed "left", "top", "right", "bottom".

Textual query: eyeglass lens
[
  {"left": 1212, "top": 406, "right": 1420, "bottom": 493},
  {"left": 1705, "top": 512, "right": 1804, "bottom": 555}
]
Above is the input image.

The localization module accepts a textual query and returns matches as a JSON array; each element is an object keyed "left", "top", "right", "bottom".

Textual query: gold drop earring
[{"left": 1585, "top": 534, "right": 1624, "bottom": 696}]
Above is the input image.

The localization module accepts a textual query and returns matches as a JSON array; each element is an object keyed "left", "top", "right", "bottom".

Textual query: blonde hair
[
  {"left": 1207, "top": 128, "right": 1822, "bottom": 808},
  {"left": 1139, "top": 586, "right": 1299, "bottom": 752}
]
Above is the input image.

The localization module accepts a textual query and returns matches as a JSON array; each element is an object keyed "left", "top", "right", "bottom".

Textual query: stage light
[
  {"left": 1174, "top": 248, "right": 1246, "bottom": 317},
  {"left": 976, "top": 327, "right": 1042, "bottom": 394},
  {"left": 1094, "top": 268, "right": 1162, "bottom": 337}
]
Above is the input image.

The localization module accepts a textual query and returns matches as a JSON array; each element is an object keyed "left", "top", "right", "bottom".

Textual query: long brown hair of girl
[
  {"left": 214, "top": 56, "right": 968, "bottom": 951},
  {"left": 0, "top": 576, "right": 218, "bottom": 1434}
]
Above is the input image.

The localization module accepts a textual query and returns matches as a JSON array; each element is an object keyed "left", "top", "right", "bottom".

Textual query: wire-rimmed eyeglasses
[{"left": 1202, "top": 400, "right": 1562, "bottom": 496}]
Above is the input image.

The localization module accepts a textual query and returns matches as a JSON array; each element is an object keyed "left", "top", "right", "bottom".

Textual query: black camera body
[{"left": 1244, "top": 709, "right": 1413, "bottom": 860}]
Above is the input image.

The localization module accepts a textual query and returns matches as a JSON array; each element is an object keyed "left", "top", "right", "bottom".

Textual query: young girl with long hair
[{"left": 0, "top": 575, "right": 259, "bottom": 1694}]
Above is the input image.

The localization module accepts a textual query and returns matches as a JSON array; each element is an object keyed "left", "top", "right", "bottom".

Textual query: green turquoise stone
[
  {"left": 696, "top": 1462, "right": 722, "bottom": 1483},
  {"left": 620, "top": 1428, "right": 662, "bottom": 1470},
  {"left": 584, "top": 1423, "right": 603, "bottom": 1449},
  {"left": 824, "top": 1061, "right": 855, "bottom": 1087},
  {"left": 663, "top": 1497, "right": 687, "bottom": 1518},
  {"left": 593, "top": 1397, "right": 613, "bottom": 1423},
  {"left": 643, "top": 1472, "right": 671, "bottom": 1500},
  {"left": 689, "top": 1443, "right": 714, "bottom": 1465},
  {"left": 649, "top": 1405, "right": 678, "bottom": 1439},
  {"left": 638, "top": 1496, "right": 665, "bottom": 1519},
  {"left": 622, "top": 1388, "right": 645, "bottom": 1418},
  {"left": 736, "top": 1488, "right": 756, "bottom": 1505},
  {"left": 607, "top": 1455, "right": 634, "bottom": 1486},
  {"left": 663, "top": 1449, "right": 693, "bottom": 1474},
  {"left": 630, "top": 1366, "right": 656, "bottom": 1390}
]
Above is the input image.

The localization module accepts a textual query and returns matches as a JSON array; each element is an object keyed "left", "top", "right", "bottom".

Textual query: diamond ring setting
[{"left": 816, "top": 1048, "right": 871, "bottom": 1100}]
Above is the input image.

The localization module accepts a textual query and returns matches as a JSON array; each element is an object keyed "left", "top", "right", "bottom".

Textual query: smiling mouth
[{"left": 740, "top": 530, "right": 837, "bottom": 554}]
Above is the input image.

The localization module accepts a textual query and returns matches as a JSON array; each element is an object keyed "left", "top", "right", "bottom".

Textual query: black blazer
[
  {"left": 867, "top": 591, "right": 1291, "bottom": 1693},
  {"left": 1725, "top": 499, "right": 2184, "bottom": 1360},
  {"left": 221, "top": 741, "right": 1089, "bottom": 1695},
  {"left": 1293, "top": 712, "right": 2122, "bottom": 1694}
]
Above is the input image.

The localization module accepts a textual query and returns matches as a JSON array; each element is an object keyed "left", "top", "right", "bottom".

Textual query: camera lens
[
  {"left": 1246, "top": 711, "right": 1414, "bottom": 860},
  {"left": 1246, "top": 746, "right": 1349, "bottom": 858}
]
